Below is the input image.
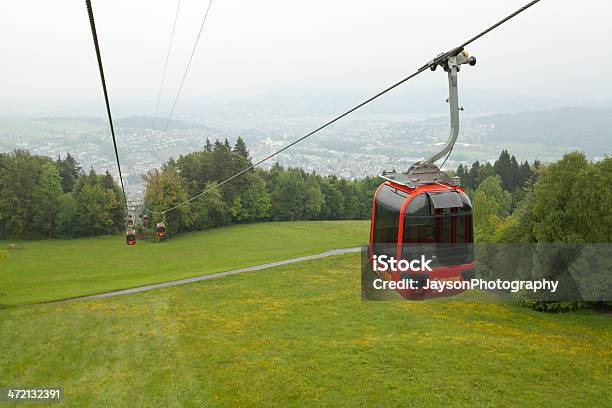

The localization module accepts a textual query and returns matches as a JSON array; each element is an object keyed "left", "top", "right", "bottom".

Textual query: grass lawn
[
  {"left": 1, "top": 253, "right": 610, "bottom": 407},
  {"left": 0, "top": 221, "right": 368, "bottom": 306}
]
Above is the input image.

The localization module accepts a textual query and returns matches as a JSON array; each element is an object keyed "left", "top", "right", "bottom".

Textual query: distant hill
[
  {"left": 183, "top": 87, "right": 612, "bottom": 119},
  {"left": 474, "top": 107, "right": 612, "bottom": 155},
  {"left": 0, "top": 117, "right": 104, "bottom": 141}
]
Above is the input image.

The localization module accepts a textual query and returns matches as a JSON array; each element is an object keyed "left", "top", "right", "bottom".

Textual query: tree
[
  {"left": 57, "top": 153, "right": 81, "bottom": 193},
  {"left": 303, "top": 176, "right": 322, "bottom": 220},
  {"left": 101, "top": 171, "right": 125, "bottom": 230},
  {"left": 55, "top": 193, "right": 78, "bottom": 238},
  {"left": 472, "top": 176, "right": 511, "bottom": 242},
  {"left": 518, "top": 160, "right": 534, "bottom": 188},
  {"left": 476, "top": 176, "right": 512, "bottom": 216},
  {"left": 192, "top": 182, "right": 228, "bottom": 229},
  {"left": 233, "top": 136, "right": 249, "bottom": 159},
  {"left": 456, "top": 164, "right": 468, "bottom": 187},
  {"left": 237, "top": 175, "right": 271, "bottom": 222},
  {"left": 467, "top": 161, "right": 480, "bottom": 190},
  {"left": 319, "top": 177, "right": 345, "bottom": 220},
  {"left": 494, "top": 150, "right": 515, "bottom": 190},
  {"left": 177, "top": 150, "right": 212, "bottom": 196},
  {"left": 32, "top": 161, "right": 63, "bottom": 237},
  {"left": 271, "top": 169, "right": 306, "bottom": 221},
  {"left": 473, "top": 189, "right": 503, "bottom": 242},
  {"left": 75, "top": 182, "right": 113, "bottom": 236},
  {"left": 143, "top": 167, "right": 192, "bottom": 233},
  {"left": 478, "top": 162, "right": 496, "bottom": 187},
  {"left": 531, "top": 152, "right": 589, "bottom": 243},
  {"left": 566, "top": 157, "right": 612, "bottom": 242},
  {"left": 211, "top": 141, "right": 235, "bottom": 196},
  {"left": 0, "top": 150, "right": 42, "bottom": 238}
]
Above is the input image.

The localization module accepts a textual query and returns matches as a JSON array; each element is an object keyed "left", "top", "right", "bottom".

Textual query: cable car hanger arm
[
  {"left": 384, "top": 50, "right": 475, "bottom": 187},
  {"left": 424, "top": 51, "right": 476, "bottom": 164}
]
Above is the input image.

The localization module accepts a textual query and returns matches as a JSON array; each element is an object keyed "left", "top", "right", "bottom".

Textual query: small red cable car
[
  {"left": 143, "top": 214, "right": 150, "bottom": 227},
  {"left": 127, "top": 214, "right": 134, "bottom": 227},
  {"left": 126, "top": 229, "right": 136, "bottom": 246},
  {"left": 369, "top": 49, "right": 476, "bottom": 300},
  {"left": 156, "top": 222, "right": 166, "bottom": 239}
]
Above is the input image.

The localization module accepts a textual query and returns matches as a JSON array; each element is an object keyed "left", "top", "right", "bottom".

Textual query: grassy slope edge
[{"left": 0, "top": 221, "right": 368, "bottom": 306}]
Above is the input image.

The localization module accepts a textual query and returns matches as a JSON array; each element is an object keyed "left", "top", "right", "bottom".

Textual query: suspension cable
[
  {"left": 151, "top": 0, "right": 182, "bottom": 131},
  {"left": 156, "top": 0, "right": 543, "bottom": 215},
  {"left": 85, "top": 0, "right": 127, "bottom": 208},
  {"left": 161, "top": 0, "right": 215, "bottom": 132}
]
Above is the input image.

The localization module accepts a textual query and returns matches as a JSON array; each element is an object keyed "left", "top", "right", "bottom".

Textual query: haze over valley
[{"left": 2, "top": 91, "right": 609, "bottom": 199}]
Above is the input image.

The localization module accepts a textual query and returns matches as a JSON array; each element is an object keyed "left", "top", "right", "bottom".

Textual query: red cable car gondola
[
  {"left": 143, "top": 214, "right": 150, "bottom": 227},
  {"left": 126, "top": 229, "right": 136, "bottom": 246},
  {"left": 156, "top": 222, "right": 166, "bottom": 239},
  {"left": 369, "top": 50, "right": 476, "bottom": 300},
  {"left": 127, "top": 214, "right": 134, "bottom": 227}
]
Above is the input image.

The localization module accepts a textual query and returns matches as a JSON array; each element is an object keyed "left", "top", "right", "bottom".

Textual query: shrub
[{"left": 521, "top": 300, "right": 586, "bottom": 313}]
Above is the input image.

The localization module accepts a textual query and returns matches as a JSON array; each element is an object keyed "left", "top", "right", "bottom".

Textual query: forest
[
  {"left": 143, "top": 138, "right": 544, "bottom": 236},
  {"left": 1, "top": 138, "right": 609, "bottom": 251},
  {"left": 0, "top": 151, "right": 125, "bottom": 239},
  {"left": 142, "top": 137, "right": 380, "bottom": 234}
]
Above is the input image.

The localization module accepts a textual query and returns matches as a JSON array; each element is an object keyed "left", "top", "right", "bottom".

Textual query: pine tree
[
  {"left": 57, "top": 153, "right": 81, "bottom": 193},
  {"left": 509, "top": 154, "right": 520, "bottom": 189},
  {"left": 494, "top": 150, "right": 515, "bottom": 191},
  {"left": 518, "top": 160, "right": 534, "bottom": 187},
  {"left": 233, "top": 136, "right": 249, "bottom": 159},
  {"left": 467, "top": 161, "right": 480, "bottom": 190},
  {"left": 456, "top": 164, "right": 468, "bottom": 187}
]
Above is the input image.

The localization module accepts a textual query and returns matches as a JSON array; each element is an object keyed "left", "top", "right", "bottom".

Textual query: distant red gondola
[
  {"left": 156, "top": 222, "right": 166, "bottom": 239},
  {"left": 143, "top": 214, "right": 150, "bottom": 227},
  {"left": 126, "top": 229, "right": 136, "bottom": 246}
]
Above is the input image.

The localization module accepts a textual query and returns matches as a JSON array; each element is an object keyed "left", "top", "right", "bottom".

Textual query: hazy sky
[{"left": 1, "top": 0, "right": 611, "bottom": 115}]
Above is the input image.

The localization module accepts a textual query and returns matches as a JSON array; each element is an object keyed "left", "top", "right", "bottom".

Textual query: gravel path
[{"left": 55, "top": 247, "right": 363, "bottom": 303}]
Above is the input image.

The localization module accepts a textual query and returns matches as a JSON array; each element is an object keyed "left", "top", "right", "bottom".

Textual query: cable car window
[
  {"left": 404, "top": 193, "right": 435, "bottom": 243},
  {"left": 456, "top": 191, "right": 473, "bottom": 243},
  {"left": 427, "top": 191, "right": 463, "bottom": 209},
  {"left": 406, "top": 193, "right": 428, "bottom": 216},
  {"left": 403, "top": 191, "right": 473, "bottom": 244},
  {"left": 438, "top": 210, "right": 455, "bottom": 243},
  {"left": 373, "top": 185, "right": 407, "bottom": 243}
]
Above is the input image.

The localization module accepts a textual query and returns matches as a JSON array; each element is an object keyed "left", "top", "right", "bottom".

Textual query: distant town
[{"left": 2, "top": 107, "right": 608, "bottom": 200}]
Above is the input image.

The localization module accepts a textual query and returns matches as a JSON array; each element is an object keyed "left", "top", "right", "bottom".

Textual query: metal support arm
[
  {"left": 379, "top": 50, "right": 475, "bottom": 188},
  {"left": 423, "top": 51, "right": 475, "bottom": 165},
  {"left": 424, "top": 65, "right": 460, "bottom": 163}
]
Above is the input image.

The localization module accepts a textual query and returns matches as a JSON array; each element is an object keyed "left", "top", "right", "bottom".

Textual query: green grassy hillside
[
  {"left": 1, "top": 253, "right": 609, "bottom": 407},
  {"left": 0, "top": 221, "right": 368, "bottom": 306}
]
